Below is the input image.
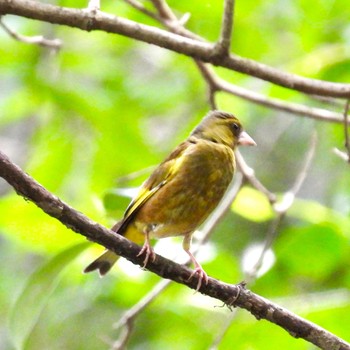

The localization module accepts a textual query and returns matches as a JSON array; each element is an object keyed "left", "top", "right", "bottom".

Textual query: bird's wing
[{"left": 116, "top": 141, "right": 190, "bottom": 234}]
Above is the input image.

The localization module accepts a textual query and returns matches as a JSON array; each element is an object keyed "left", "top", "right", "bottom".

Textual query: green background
[{"left": 0, "top": 0, "right": 349, "bottom": 349}]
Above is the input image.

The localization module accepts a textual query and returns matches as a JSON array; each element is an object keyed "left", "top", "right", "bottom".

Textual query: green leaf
[{"left": 8, "top": 242, "right": 90, "bottom": 350}]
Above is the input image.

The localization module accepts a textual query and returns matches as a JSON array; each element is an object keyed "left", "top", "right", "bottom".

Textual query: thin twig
[
  {"left": 194, "top": 60, "right": 218, "bottom": 109},
  {"left": 208, "top": 85, "right": 218, "bottom": 110},
  {"left": 0, "top": 17, "right": 62, "bottom": 49},
  {"left": 215, "top": 0, "right": 235, "bottom": 56},
  {"left": 150, "top": 0, "right": 177, "bottom": 21},
  {"left": 87, "top": 0, "right": 100, "bottom": 12},
  {"left": 289, "top": 131, "right": 317, "bottom": 195},
  {"left": 197, "top": 63, "right": 344, "bottom": 123},
  {"left": 333, "top": 147, "right": 349, "bottom": 162},
  {"left": 124, "top": 0, "right": 160, "bottom": 21},
  {"left": 111, "top": 318, "right": 134, "bottom": 350},
  {"left": 216, "top": 73, "right": 344, "bottom": 123},
  {"left": 235, "top": 150, "right": 277, "bottom": 204},
  {"left": 309, "top": 94, "right": 346, "bottom": 108},
  {"left": 334, "top": 99, "right": 350, "bottom": 162},
  {"left": 113, "top": 279, "right": 171, "bottom": 332}
]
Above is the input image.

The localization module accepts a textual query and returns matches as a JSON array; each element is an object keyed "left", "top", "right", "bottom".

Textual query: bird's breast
[{"left": 135, "top": 142, "right": 235, "bottom": 237}]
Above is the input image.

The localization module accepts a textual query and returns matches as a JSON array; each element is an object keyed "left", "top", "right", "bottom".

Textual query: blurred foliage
[{"left": 0, "top": 0, "right": 350, "bottom": 349}]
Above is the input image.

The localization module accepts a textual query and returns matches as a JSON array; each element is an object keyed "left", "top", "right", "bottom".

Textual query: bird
[{"left": 84, "top": 110, "right": 256, "bottom": 290}]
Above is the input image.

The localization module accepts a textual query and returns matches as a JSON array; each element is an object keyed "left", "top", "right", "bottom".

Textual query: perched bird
[{"left": 84, "top": 110, "right": 256, "bottom": 290}]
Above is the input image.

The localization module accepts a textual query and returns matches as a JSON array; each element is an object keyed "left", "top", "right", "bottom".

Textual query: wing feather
[{"left": 116, "top": 141, "right": 190, "bottom": 234}]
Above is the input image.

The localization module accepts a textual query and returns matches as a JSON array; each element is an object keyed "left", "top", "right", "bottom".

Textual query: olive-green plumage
[{"left": 84, "top": 110, "right": 256, "bottom": 289}]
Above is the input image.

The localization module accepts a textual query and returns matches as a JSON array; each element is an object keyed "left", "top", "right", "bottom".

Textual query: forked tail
[{"left": 83, "top": 249, "right": 119, "bottom": 276}]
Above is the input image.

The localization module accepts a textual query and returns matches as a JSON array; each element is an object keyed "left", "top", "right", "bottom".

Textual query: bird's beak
[{"left": 238, "top": 131, "right": 256, "bottom": 146}]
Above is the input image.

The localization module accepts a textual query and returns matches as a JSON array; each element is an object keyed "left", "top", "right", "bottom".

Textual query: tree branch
[
  {"left": 1, "top": 0, "right": 350, "bottom": 97},
  {"left": 196, "top": 62, "right": 345, "bottom": 123},
  {"left": 0, "top": 152, "right": 349, "bottom": 349},
  {"left": 86, "top": 0, "right": 100, "bottom": 13},
  {"left": 112, "top": 279, "right": 171, "bottom": 350},
  {"left": 333, "top": 99, "right": 350, "bottom": 162},
  {"left": 214, "top": 0, "right": 235, "bottom": 56},
  {"left": 0, "top": 15, "right": 62, "bottom": 48},
  {"left": 235, "top": 150, "right": 277, "bottom": 204},
  {"left": 124, "top": 0, "right": 160, "bottom": 21},
  {"left": 151, "top": 0, "right": 177, "bottom": 22},
  {"left": 343, "top": 99, "right": 350, "bottom": 162}
]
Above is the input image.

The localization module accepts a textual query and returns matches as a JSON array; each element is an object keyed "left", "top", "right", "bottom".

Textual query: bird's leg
[
  {"left": 137, "top": 225, "right": 156, "bottom": 267},
  {"left": 183, "top": 234, "right": 209, "bottom": 291}
]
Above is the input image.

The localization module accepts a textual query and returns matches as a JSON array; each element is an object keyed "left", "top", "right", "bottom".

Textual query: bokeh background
[{"left": 0, "top": 0, "right": 350, "bottom": 349}]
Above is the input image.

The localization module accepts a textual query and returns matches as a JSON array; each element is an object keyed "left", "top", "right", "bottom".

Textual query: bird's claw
[
  {"left": 188, "top": 266, "right": 209, "bottom": 291},
  {"left": 137, "top": 243, "right": 156, "bottom": 267}
]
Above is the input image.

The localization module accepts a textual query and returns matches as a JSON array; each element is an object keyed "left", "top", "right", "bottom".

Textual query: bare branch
[
  {"left": 216, "top": 73, "right": 345, "bottom": 123},
  {"left": 1, "top": 0, "right": 350, "bottom": 97},
  {"left": 309, "top": 94, "right": 346, "bottom": 108},
  {"left": 1, "top": 151, "right": 349, "bottom": 349},
  {"left": 334, "top": 99, "right": 350, "bottom": 162},
  {"left": 333, "top": 147, "right": 349, "bottom": 162},
  {"left": 0, "top": 16, "right": 62, "bottom": 48},
  {"left": 196, "top": 63, "right": 344, "bottom": 123},
  {"left": 151, "top": 0, "right": 177, "bottom": 22},
  {"left": 149, "top": 0, "right": 200, "bottom": 41},
  {"left": 113, "top": 280, "right": 171, "bottom": 333},
  {"left": 215, "top": 0, "right": 235, "bottom": 56},
  {"left": 124, "top": 0, "right": 160, "bottom": 21},
  {"left": 111, "top": 318, "right": 134, "bottom": 350},
  {"left": 86, "top": 0, "right": 99, "bottom": 13},
  {"left": 235, "top": 150, "right": 277, "bottom": 204},
  {"left": 196, "top": 61, "right": 344, "bottom": 123},
  {"left": 194, "top": 60, "right": 218, "bottom": 109},
  {"left": 289, "top": 131, "right": 317, "bottom": 196}
]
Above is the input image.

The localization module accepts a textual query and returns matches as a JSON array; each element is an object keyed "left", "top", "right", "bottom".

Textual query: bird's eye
[{"left": 231, "top": 123, "right": 241, "bottom": 134}]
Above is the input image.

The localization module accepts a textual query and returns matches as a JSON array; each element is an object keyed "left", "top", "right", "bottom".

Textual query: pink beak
[{"left": 238, "top": 131, "right": 256, "bottom": 146}]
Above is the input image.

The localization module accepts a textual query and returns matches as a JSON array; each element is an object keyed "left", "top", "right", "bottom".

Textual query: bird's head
[{"left": 191, "top": 110, "right": 256, "bottom": 149}]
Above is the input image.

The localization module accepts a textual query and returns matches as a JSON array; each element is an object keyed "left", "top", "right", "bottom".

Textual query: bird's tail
[
  {"left": 83, "top": 221, "right": 145, "bottom": 276},
  {"left": 83, "top": 249, "right": 119, "bottom": 276}
]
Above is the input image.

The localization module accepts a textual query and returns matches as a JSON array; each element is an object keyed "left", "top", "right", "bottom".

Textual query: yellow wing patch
[
  {"left": 117, "top": 143, "right": 189, "bottom": 234},
  {"left": 123, "top": 180, "right": 166, "bottom": 221}
]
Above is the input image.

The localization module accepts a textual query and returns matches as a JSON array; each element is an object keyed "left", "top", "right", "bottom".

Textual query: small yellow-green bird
[{"left": 84, "top": 110, "right": 256, "bottom": 289}]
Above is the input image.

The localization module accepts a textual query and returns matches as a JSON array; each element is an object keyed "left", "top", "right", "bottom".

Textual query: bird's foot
[
  {"left": 137, "top": 241, "right": 156, "bottom": 267},
  {"left": 188, "top": 265, "right": 209, "bottom": 292}
]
